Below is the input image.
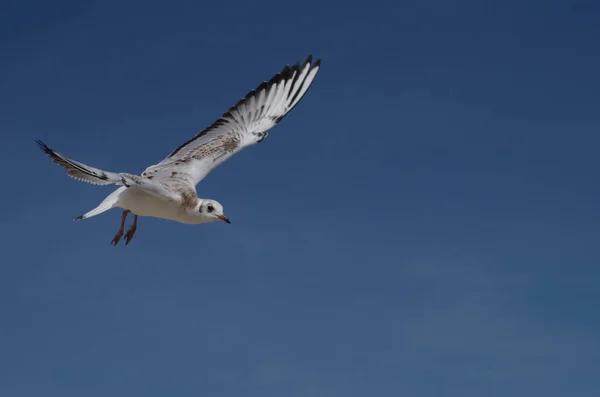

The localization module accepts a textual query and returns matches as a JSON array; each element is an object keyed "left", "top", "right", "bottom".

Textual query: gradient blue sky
[{"left": 1, "top": 0, "right": 600, "bottom": 396}]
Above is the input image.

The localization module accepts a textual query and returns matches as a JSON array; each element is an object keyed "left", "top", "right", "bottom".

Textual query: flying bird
[{"left": 36, "top": 55, "right": 321, "bottom": 246}]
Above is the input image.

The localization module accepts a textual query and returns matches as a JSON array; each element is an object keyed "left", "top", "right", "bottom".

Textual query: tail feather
[
  {"left": 74, "top": 187, "right": 126, "bottom": 220},
  {"left": 35, "top": 140, "right": 122, "bottom": 185}
]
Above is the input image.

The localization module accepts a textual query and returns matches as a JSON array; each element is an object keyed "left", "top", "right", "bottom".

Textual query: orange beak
[{"left": 217, "top": 215, "right": 231, "bottom": 224}]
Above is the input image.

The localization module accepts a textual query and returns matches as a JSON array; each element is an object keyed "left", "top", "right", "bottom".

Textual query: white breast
[{"left": 116, "top": 188, "right": 187, "bottom": 222}]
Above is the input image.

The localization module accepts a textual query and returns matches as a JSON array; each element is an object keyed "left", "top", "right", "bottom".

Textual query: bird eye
[{"left": 207, "top": 205, "right": 214, "bottom": 213}]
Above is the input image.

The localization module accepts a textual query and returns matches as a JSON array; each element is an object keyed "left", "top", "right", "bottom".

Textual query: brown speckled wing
[{"left": 141, "top": 55, "right": 321, "bottom": 188}]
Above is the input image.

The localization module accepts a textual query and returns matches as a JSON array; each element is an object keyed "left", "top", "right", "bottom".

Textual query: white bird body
[
  {"left": 37, "top": 55, "right": 321, "bottom": 245},
  {"left": 111, "top": 187, "right": 208, "bottom": 224},
  {"left": 115, "top": 187, "right": 182, "bottom": 221}
]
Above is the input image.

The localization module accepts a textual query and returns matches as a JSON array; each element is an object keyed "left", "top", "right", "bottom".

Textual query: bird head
[{"left": 197, "top": 199, "right": 230, "bottom": 224}]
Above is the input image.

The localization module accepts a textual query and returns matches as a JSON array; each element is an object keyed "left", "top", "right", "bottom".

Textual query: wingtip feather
[{"left": 35, "top": 139, "right": 50, "bottom": 152}]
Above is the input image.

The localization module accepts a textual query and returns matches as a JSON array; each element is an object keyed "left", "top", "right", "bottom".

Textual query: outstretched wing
[
  {"left": 142, "top": 55, "right": 321, "bottom": 188},
  {"left": 35, "top": 141, "right": 180, "bottom": 202},
  {"left": 35, "top": 140, "right": 122, "bottom": 185}
]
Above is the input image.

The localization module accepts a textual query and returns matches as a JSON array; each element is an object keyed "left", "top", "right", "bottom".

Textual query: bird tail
[
  {"left": 35, "top": 140, "right": 122, "bottom": 185},
  {"left": 74, "top": 187, "right": 126, "bottom": 220}
]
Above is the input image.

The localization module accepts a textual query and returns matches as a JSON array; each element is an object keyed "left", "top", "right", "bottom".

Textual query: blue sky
[{"left": 1, "top": 0, "right": 600, "bottom": 396}]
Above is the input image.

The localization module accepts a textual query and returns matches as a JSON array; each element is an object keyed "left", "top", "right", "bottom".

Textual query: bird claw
[
  {"left": 111, "top": 231, "right": 123, "bottom": 246},
  {"left": 124, "top": 226, "right": 137, "bottom": 245}
]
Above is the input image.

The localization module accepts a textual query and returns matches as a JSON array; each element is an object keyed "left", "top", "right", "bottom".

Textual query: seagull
[{"left": 36, "top": 55, "right": 321, "bottom": 246}]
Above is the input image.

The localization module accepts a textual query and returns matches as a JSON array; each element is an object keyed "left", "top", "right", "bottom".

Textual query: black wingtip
[
  {"left": 35, "top": 139, "right": 50, "bottom": 152},
  {"left": 303, "top": 54, "right": 322, "bottom": 69},
  {"left": 299, "top": 55, "right": 320, "bottom": 71},
  {"left": 35, "top": 140, "right": 57, "bottom": 158}
]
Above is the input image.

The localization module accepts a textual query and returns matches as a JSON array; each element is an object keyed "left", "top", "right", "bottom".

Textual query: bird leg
[
  {"left": 124, "top": 214, "right": 138, "bottom": 245},
  {"left": 111, "top": 210, "right": 130, "bottom": 246}
]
